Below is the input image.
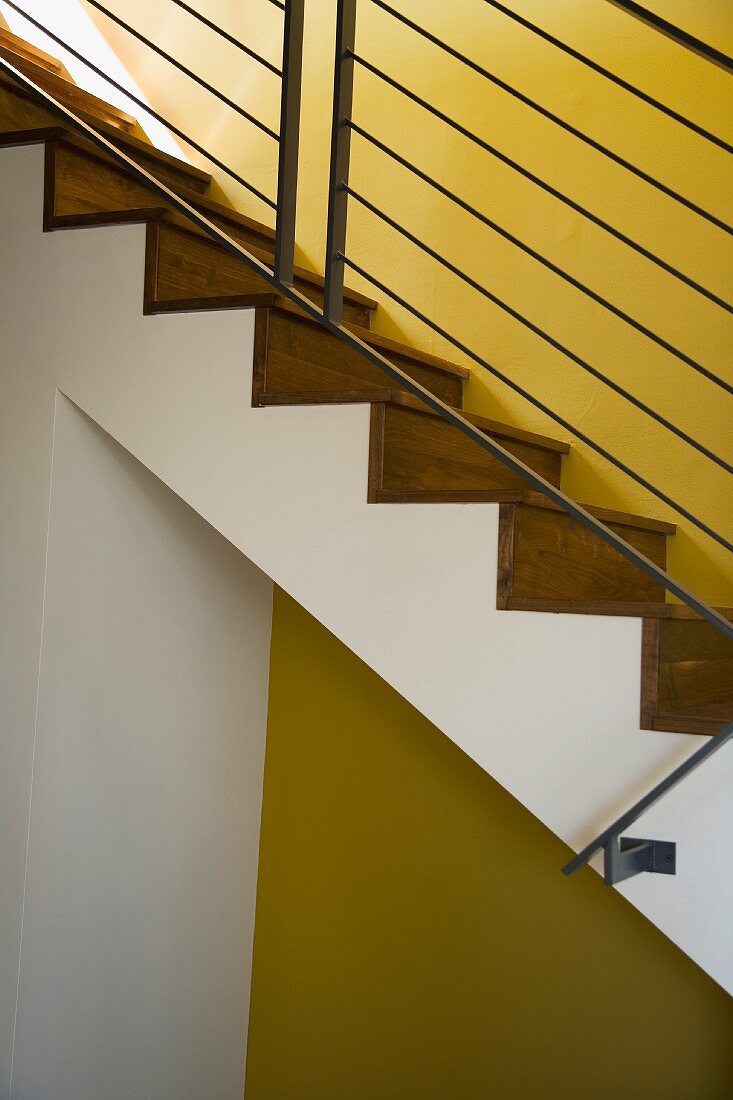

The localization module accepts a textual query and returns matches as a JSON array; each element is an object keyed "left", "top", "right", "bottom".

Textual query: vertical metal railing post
[
  {"left": 324, "top": 0, "right": 357, "bottom": 323},
  {"left": 274, "top": 0, "right": 305, "bottom": 286}
]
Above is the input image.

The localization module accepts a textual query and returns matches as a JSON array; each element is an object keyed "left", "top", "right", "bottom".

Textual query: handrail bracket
[{"left": 604, "top": 836, "right": 676, "bottom": 885}]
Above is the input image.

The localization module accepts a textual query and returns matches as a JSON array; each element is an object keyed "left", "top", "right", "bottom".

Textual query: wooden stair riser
[
  {"left": 369, "top": 402, "right": 563, "bottom": 502},
  {"left": 498, "top": 501, "right": 669, "bottom": 614},
  {"left": 253, "top": 308, "right": 465, "bottom": 407},
  {"left": 642, "top": 617, "right": 733, "bottom": 735},
  {"left": 0, "top": 78, "right": 209, "bottom": 194},
  {"left": 147, "top": 220, "right": 372, "bottom": 327},
  {"left": 48, "top": 139, "right": 272, "bottom": 246}
]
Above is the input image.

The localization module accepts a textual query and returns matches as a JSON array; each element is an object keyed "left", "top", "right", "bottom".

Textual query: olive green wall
[{"left": 245, "top": 587, "right": 733, "bottom": 1099}]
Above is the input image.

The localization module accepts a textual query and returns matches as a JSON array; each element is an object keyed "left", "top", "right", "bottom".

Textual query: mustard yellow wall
[
  {"left": 245, "top": 587, "right": 733, "bottom": 1097},
  {"left": 90, "top": 1, "right": 732, "bottom": 602}
]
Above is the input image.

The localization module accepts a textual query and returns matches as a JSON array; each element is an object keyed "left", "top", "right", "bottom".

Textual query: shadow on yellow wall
[{"left": 245, "top": 588, "right": 733, "bottom": 1098}]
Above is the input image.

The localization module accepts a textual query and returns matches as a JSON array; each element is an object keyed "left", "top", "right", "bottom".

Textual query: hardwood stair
[
  {"left": 366, "top": 394, "right": 567, "bottom": 501},
  {"left": 642, "top": 607, "right": 733, "bottom": 735},
  {"left": 253, "top": 304, "right": 466, "bottom": 405},
  {"left": 498, "top": 497, "right": 675, "bottom": 617},
  {"left": 0, "top": 75, "right": 210, "bottom": 194},
  {"left": 0, "top": 35, "right": 144, "bottom": 139},
  {"left": 0, "top": 25, "right": 73, "bottom": 81},
  {"left": 0, "top": 33, "right": 728, "bottom": 740}
]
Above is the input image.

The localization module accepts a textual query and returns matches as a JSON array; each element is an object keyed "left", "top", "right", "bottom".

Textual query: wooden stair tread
[
  {"left": 153, "top": 214, "right": 377, "bottom": 319},
  {"left": 258, "top": 388, "right": 569, "bottom": 455},
  {"left": 383, "top": 392, "right": 569, "bottom": 452},
  {"left": 667, "top": 604, "right": 733, "bottom": 621},
  {"left": 0, "top": 73, "right": 211, "bottom": 193},
  {"left": 156, "top": 210, "right": 378, "bottom": 313},
  {"left": 376, "top": 489, "right": 675, "bottom": 531},
  {"left": 516, "top": 490, "right": 676, "bottom": 535},
  {"left": 641, "top": 614, "right": 732, "bottom": 736},
  {"left": 0, "top": 27, "right": 72, "bottom": 80},
  {"left": 651, "top": 713, "right": 731, "bottom": 735},
  {"left": 0, "top": 51, "right": 137, "bottom": 134},
  {"left": 503, "top": 597, "right": 673, "bottom": 618},
  {"left": 271, "top": 299, "right": 470, "bottom": 381}
]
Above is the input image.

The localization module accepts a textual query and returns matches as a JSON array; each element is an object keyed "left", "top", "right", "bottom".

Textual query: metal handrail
[
  {"left": 347, "top": 55, "right": 732, "bottom": 313},
  {"left": 344, "top": 184, "right": 733, "bottom": 475},
  {"left": 274, "top": 0, "right": 303, "bottom": 284},
  {"left": 481, "top": 0, "right": 732, "bottom": 153},
  {"left": 347, "top": 123, "right": 732, "bottom": 395},
  {"left": 563, "top": 719, "right": 733, "bottom": 876},
  {"left": 367, "top": 0, "right": 732, "bottom": 233},
  {"left": 82, "top": 0, "right": 278, "bottom": 140},
  {"left": 167, "top": 0, "right": 283, "bottom": 78},
  {"left": 606, "top": 0, "right": 733, "bottom": 73},
  {"left": 1, "top": 0, "right": 276, "bottom": 208}
]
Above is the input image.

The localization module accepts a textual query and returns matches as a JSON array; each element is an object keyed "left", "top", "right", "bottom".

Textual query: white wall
[
  {"left": 0, "top": 390, "right": 273, "bottom": 1095},
  {"left": 0, "top": 143, "right": 730, "bottom": 1012},
  {"left": 0, "top": 234, "right": 57, "bottom": 1099}
]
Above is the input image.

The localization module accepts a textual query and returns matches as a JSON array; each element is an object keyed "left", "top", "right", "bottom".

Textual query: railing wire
[
  {"left": 349, "top": 53, "right": 733, "bottom": 313},
  {"left": 166, "top": 0, "right": 283, "bottom": 77},
  {"left": 345, "top": 184, "right": 733, "bottom": 474},
  {"left": 481, "top": 0, "right": 732, "bottom": 153},
  {"left": 348, "top": 122, "right": 733, "bottom": 395},
  {"left": 83, "top": 0, "right": 279, "bottom": 140},
  {"left": 367, "top": 0, "right": 732, "bottom": 233}
]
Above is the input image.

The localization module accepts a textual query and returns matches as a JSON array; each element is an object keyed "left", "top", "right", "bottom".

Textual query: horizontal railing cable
[
  {"left": 339, "top": 253, "right": 733, "bottom": 554},
  {"left": 166, "top": 0, "right": 282, "bottom": 77},
  {"left": 348, "top": 56, "right": 732, "bottom": 313},
  {"left": 83, "top": 0, "right": 278, "bottom": 140},
  {"left": 480, "top": 0, "right": 732, "bottom": 153},
  {"left": 348, "top": 122, "right": 732, "bottom": 395},
  {"left": 3, "top": 52, "right": 731, "bottom": 642},
  {"left": 345, "top": 185, "right": 733, "bottom": 474},
  {"left": 365, "top": 2, "right": 732, "bottom": 233},
  {"left": 2, "top": 0, "right": 276, "bottom": 208},
  {"left": 605, "top": 0, "right": 733, "bottom": 73}
]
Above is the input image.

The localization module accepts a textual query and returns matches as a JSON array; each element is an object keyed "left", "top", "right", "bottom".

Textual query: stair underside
[{"left": 0, "top": 58, "right": 729, "bottom": 739}]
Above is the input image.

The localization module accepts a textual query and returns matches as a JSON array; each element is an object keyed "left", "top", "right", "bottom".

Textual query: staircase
[{"left": 0, "top": 9, "right": 731, "bottom": 992}]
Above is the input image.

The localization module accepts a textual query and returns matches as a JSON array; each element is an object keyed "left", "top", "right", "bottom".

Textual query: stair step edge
[
  {"left": 259, "top": 390, "right": 568, "bottom": 457},
  {"left": 0, "top": 28, "right": 70, "bottom": 78},
  {"left": 1, "top": 53, "right": 137, "bottom": 130},
  {"left": 0, "top": 73, "right": 211, "bottom": 189},
  {"left": 270, "top": 299, "right": 470, "bottom": 381},
  {"left": 517, "top": 491, "right": 676, "bottom": 535},
  {"left": 157, "top": 214, "right": 378, "bottom": 312}
]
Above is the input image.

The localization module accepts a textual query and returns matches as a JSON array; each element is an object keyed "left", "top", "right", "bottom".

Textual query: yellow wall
[
  {"left": 89, "top": 0, "right": 732, "bottom": 602},
  {"left": 245, "top": 587, "right": 733, "bottom": 1097}
]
